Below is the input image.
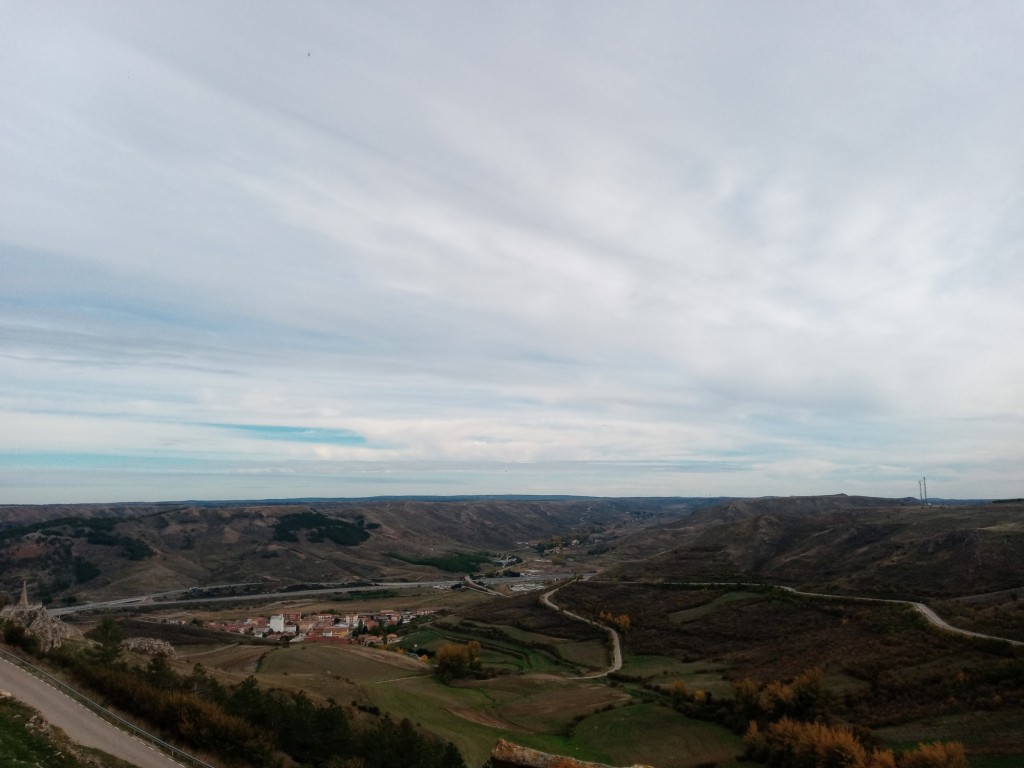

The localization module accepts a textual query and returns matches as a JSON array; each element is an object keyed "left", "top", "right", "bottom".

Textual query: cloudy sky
[{"left": 2, "top": 2, "right": 1022, "bottom": 504}]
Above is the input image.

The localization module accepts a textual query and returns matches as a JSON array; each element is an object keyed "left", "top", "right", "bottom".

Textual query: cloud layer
[{"left": 2, "top": 3, "right": 1022, "bottom": 502}]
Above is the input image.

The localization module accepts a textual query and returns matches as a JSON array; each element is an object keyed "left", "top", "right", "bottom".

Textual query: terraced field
[{"left": 180, "top": 615, "right": 747, "bottom": 768}]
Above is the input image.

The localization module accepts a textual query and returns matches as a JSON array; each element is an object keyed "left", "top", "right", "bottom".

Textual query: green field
[
  {"left": 489, "top": 623, "right": 610, "bottom": 670},
  {"left": 619, "top": 656, "right": 734, "bottom": 699},
  {"left": 367, "top": 675, "right": 531, "bottom": 765},
  {"left": 234, "top": 638, "right": 747, "bottom": 767},
  {"left": 366, "top": 674, "right": 743, "bottom": 768},
  {"left": 254, "top": 642, "right": 431, "bottom": 708},
  {"left": 573, "top": 703, "right": 744, "bottom": 767},
  {"left": 400, "top": 622, "right": 582, "bottom": 675}
]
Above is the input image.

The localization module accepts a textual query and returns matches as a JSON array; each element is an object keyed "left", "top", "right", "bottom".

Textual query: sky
[{"left": 2, "top": 2, "right": 1022, "bottom": 504}]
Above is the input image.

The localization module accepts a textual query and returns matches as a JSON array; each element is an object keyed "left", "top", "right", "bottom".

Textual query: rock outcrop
[
  {"left": 122, "top": 637, "right": 175, "bottom": 657},
  {"left": 0, "top": 605, "right": 81, "bottom": 651},
  {"left": 490, "top": 739, "right": 653, "bottom": 768}
]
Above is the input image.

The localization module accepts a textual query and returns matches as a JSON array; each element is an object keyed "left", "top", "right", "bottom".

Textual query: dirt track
[
  {"left": 540, "top": 587, "right": 622, "bottom": 677},
  {"left": 778, "top": 585, "right": 1024, "bottom": 646}
]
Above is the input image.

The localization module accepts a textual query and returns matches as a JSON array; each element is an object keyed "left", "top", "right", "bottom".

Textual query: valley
[{"left": 1, "top": 495, "right": 1022, "bottom": 768}]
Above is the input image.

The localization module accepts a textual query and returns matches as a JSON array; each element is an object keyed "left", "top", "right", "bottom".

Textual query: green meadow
[{"left": 233, "top": 627, "right": 745, "bottom": 767}]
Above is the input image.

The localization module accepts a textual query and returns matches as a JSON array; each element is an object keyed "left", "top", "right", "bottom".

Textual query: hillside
[
  {"left": 600, "top": 495, "right": 1024, "bottom": 599},
  {"left": 4, "top": 494, "right": 1021, "bottom": 606},
  {"left": 0, "top": 497, "right": 705, "bottom": 604}
]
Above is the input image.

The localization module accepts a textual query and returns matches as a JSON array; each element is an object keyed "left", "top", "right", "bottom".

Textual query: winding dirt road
[
  {"left": 777, "top": 585, "right": 1024, "bottom": 646},
  {"left": 540, "top": 587, "right": 622, "bottom": 678},
  {"left": 540, "top": 579, "right": 1023, "bottom": 681}
]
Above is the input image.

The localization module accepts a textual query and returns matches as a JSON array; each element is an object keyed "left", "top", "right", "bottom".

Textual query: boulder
[
  {"left": 490, "top": 739, "right": 653, "bottom": 768},
  {"left": 122, "top": 637, "right": 176, "bottom": 657}
]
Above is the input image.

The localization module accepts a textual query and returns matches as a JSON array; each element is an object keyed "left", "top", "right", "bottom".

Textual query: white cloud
[{"left": 1, "top": 2, "right": 1022, "bottom": 502}]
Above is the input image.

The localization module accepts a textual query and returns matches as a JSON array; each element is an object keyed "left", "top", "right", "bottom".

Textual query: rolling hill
[
  {"left": 0, "top": 496, "right": 706, "bottom": 604},
  {"left": 598, "top": 495, "right": 1024, "bottom": 599}
]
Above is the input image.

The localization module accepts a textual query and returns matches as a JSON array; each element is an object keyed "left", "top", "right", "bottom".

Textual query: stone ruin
[{"left": 0, "top": 581, "right": 81, "bottom": 652}]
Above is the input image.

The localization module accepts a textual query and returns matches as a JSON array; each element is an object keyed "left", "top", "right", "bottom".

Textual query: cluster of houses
[{"left": 204, "top": 607, "right": 436, "bottom": 646}]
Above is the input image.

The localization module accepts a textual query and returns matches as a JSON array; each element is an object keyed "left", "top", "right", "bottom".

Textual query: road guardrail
[{"left": 0, "top": 646, "right": 215, "bottom": 768}]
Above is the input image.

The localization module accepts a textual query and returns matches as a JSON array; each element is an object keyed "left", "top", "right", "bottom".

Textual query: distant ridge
[
  {"left": 187, "top": 494, "right": 604, "bottom": 505},
  {"left": 0, "top": 492, "right": 993, "bottom": 514},
  {"left": 0, "top": 493, "right": 995, "bottom": 522},
  {"left": 0, "top": 494, "right": 732, "bottom": 511}
]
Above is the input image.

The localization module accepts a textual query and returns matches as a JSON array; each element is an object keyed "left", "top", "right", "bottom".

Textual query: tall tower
[{"left": 18, "top": 579, "right": 29, "bottom": 607}]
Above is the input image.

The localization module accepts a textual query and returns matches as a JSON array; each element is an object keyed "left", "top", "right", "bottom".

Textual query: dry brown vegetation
[
  {"left": 604, "top": 499, "right": 1024, "bottom": 606},
  {"left": 0, "top": 498, "right": 683, "bottom": 604},
  {"left": 550, "top": 578, "right": 1024, "bottom": 760},
  {"left": 462, "top": 592, "right": 604, "bottom": 642}
]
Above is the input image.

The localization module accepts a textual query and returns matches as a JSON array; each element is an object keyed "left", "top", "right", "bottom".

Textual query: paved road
[
  {"left": 50, "top": 574, "right": 583, "bottom": 616},
  {"left": 0, "top": 656, "right": 189, "bottom": 768},
  {"left": 540, "top": 587, "right": 622, "bottom": 678}
]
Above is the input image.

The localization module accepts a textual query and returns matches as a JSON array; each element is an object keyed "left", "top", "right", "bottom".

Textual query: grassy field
[
  {"left": 255, "top": 642, "right": 431, "bottom": 709},
  {"left": 400, "top": 622, "right": 577, "bottom": 675},
  {"left": 253, "top": 647, "right": 617, "bottom": 765},
  {"left": 367, "top": 674, "right": 534, "bottom": 765},
  {"left": 477, "top": 623, "right": 611, "bottom": 671},
  {"left": 572, "top": 703, "right": 744, "bottom": 767},
  {"left": 555, "top": 638, "right": 609, "bottom": 670},
  {"left": 228, "top": 638, "right": 747, "bottom": 768},
  {"left": 619, "top": 655, "right": 734, "bottom": 699},
  {"left": 174, "top": 643, "right": 270, "bottom": 679},
  {"left": 366, "top": 674, "right": 744, "bottom": 768}
]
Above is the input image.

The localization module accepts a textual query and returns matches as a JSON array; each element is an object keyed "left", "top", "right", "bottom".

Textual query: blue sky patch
[{"left": 208, "top": 424, "right": 367, "bottom": 446}]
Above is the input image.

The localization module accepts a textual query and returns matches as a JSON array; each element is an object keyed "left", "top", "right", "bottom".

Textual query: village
[{"left": 201, "top": 606, "right": 438, "bottom": 647}]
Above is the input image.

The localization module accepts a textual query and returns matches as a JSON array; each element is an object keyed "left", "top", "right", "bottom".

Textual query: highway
[
  {"left": 50, "top": 574, "right": 583, "bottom": 616},
  {"left": 0, "top": 652, "right": 193, "bottom": 768}
]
